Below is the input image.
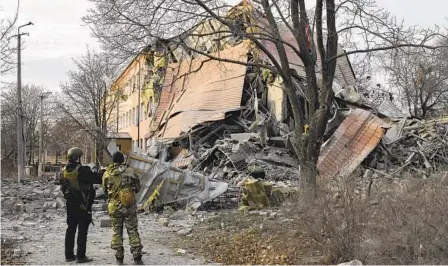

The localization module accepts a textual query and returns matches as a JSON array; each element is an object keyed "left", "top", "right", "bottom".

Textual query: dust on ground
[{"left": 1, "top": 209, "right": 209, "bottom": 265}]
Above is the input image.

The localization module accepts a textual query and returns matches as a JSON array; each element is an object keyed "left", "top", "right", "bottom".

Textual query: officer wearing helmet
[
  {"left": 102, "top": 151, "right": 143, "bottom": 265},
  {"left": 59, "top": 147, "right": 101, "bottom": 263}
]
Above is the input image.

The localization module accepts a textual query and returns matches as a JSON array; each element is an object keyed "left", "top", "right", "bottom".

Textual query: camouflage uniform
[{"left": 102, "top": 163, "right": 143, "bottom": 259}]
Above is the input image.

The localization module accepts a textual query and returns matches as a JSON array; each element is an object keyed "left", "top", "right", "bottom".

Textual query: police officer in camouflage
[
  {"left": 102, "top": 151, "right": 143, "bottom": 265},
  {"left": 60, "top": 147, "right": 101, "bottom": 263}
]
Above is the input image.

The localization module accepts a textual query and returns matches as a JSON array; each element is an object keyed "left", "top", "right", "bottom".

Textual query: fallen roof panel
[
  {"left": 150, "top": 42, "right": 249, "bottom": 139},
  {"left": 378, "top": 99, "right": 406, "bottom": 119},
  {"left": 317, "top": 109, "right": 388, "bottom": 179}
]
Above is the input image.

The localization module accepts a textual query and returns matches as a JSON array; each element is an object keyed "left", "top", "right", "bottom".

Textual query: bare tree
[
  {"left": 381, "top": 46, "right": 448, "bottom": 119},
  {"left": 84, "top": 0, "right": 447, "bottom": 198},
  {"left": 1, "top": 83, "right": 54, "bottom": 166},
  {"left": 46, "top": 116, "right": 89, "bottom": 163},
  {"left": 0, "top": 0, "right": 19, "bottom": 75},
  {"left": 58, "top": 49, "right": 119, "bottom": 165}
]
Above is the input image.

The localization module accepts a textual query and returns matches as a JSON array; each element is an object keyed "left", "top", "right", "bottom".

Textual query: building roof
[
  {"left": 148, "top": 42, "right": 249, "bottom": 141},
  {"left": 259, "top": 27, "right": 356, "bottom": 87}
]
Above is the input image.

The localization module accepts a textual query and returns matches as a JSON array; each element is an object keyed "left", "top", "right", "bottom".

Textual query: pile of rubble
[
  {"left": 122, "top": 106, "right": 448, "bottom": 212},
  {"left": 367, "top": 117, "right": 448, "bottom": 177},
  {"left": 1, "top": 179, "right": 66, "bottom": 216}
]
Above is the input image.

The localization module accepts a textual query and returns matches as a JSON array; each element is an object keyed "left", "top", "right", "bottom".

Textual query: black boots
[
  {"left": 65, "top": 256, "right": 76, "bottom": 262},
  {"left": 133, "top": 255, "right": 143, "bottom": 265},
  {"left": 115, "top": 255, "right": 143, "bottom": 265},
  {"left": 76, "top": 256, "right": 93, "bottom": 263},
  {"left": 116, "top": 256, "right": 124, "bottom": 265},
  {"left": 133, "top": 252, "right": 143, "bottom": 265}
]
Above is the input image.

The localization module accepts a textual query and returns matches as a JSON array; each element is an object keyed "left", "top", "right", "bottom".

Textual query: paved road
[{"left": 2, "top": 211, "right": 203, "bottom": 265}]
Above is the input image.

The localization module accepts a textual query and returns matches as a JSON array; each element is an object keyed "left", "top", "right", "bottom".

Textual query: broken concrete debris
[
  {"left": 369, "top": 117, "right": 448, "bottom": 175},
  {"left": 176, "top": 248, "right": 187, "bottom": 255},
  {"left": 104, "top": 35, "right": 446, "bottom": 213},
  {"left": 118, "top": 99, "right": 447, "bottom": 212},
  {"left": 159, "top": 218, "right": 170, "bottom": 227},
  {"left": 177, "top": 228, "right": 193, "bottom": 236},
  {"left": 100, "top": 218, "right": 112, "bottom": 228},
  {"left": 1, "top": 179, "right": 67, "bottom": 216}
]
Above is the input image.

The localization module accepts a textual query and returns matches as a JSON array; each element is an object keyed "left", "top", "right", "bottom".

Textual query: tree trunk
[
  {"left": 95, "top": 139, "right": 103, "bottom": 167},
  {"left": 300, "top": 160, "right": 318, "bottom": 203},
  {"left": 291, "top": 132, "right": 319, "bottom": 203}
]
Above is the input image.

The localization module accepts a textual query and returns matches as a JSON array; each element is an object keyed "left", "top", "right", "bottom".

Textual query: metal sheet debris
[
  {"left": 317, "top": 109, "right": 388, "bottom": 179},
  {"left": 149, "top": 43, "right": 249, "bottom": 141},
  {"left": 378, "top": 99, "right": 406, "bottom": 119},
  {"left": 127, "top": 153, "right": 228, "bottom": 210}
]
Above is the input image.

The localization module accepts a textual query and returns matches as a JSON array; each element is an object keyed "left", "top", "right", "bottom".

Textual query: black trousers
[{"left": 65, "top": 199, "right": 91, "bottom": 259}]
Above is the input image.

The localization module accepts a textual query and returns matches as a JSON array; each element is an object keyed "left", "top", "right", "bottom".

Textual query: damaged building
[{"left": 105, "top": 1, "right": 448, "bottom": 211}]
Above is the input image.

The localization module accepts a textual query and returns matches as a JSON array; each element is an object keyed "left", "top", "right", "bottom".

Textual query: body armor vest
[{"left": 63, "top": 165, "right": 81, "bottom": 190}]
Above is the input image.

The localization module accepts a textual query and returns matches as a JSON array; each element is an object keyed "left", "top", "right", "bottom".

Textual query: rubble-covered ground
[
  {"left": 160, "top": 172, "right": 448, "bottom": 265},
  {"left": 0, "top": 178, "right": 214, "bottom": 265},
  {"left": 3, "top": 170, "right": 448, "bottom": 265}
]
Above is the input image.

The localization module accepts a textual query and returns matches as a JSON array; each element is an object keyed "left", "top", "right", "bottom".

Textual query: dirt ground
[
  {"left": 1, "top": 209, "right": 208, "bottom": 265},
  {"left": 159, "top": 206, "right": 331, "bottom": 265}
]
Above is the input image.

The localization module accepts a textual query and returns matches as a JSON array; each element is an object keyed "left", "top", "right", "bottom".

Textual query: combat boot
[
  {"left": 76, "top": 256, "right": 93, "bottom": 263},
  {"left": 133, "top": 252, "right": 143, "bottom": 265},
  {"left": 116, "top": 256, "right": 124, "bottom": 265},
  {"left": 134, "top": 257, "right": 143, "bottom": 265}
]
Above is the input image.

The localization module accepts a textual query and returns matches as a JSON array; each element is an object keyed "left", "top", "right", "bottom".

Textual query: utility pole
[
  {"left": 13, "top": 22, "right": 33, "bottom": 182},
  {"left": 38, "top": 92, "right": 51, "bottom": 177}
]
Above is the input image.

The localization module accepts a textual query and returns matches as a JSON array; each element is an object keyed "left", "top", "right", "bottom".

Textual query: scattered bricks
[
  {"left": 100, "top": 218, "right": 112, "bottom": 227},
  {"left": 44, "top": 189, "right": 52, "bottom": 198},
  {"left": 258, "top": 211, "right": 268, "bottom": 217},
  {"left": 43, "top": 202, "right": 58, "bottom": 210},
  {"left": 23, "top": 215, "right": 34, "bottom": 222},
  {"left": 13, "top": 249, "right": 22, "bottom": 258},
  {"left": 32, "top": 188, "right": 44, "bottom": 195},
  {"left": 27, "top": 193, "right": 38, "bottom": 200},
  {"left": 51, "top": 192, "right": 60, "bottom": 199},
  {"left": 45, "top": 209, "right": 58, "bottom": 216},
  {"left": 159, "top": 218, "right": 170, "bottom": 227},
  {"left": 56, "top": 198, "right": 65, "bottom": 209},
  {"left": 26, "top": 202, "right": 43, "bottom": 213},
  {"left": 2, "top": 201, "right": 15, "bottom": 212},
  {"left": 34, "top": 208, "right": 44, "bottom": 214},
  {"left": 91, "top": 203, "right": 106, "bottom": 212},
  {"left": 176, "top": 249, "right": 187, "bottom": 255},
  {"left": 17, "top": 204, "right": 26, "bottom": 212},
  {"left": 337, "top": 259, "right": 363, "bottom": 265},
  {"left": 363, "top": 169, "right": 374, "bottom": 179},
  {"left": 177, "top": 228, "right": 193, "bottom": 236}
]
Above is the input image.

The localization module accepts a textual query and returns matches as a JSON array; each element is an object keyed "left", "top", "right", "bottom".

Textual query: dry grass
[
  {"left": 166, "top": 171, "right": 448, "bottom": 265},
  {"left": 172, "top": 210, "right": 330, "bottom": 265},
  {"left": 367, "top": 173, "right": 448, "bottom": 264}
]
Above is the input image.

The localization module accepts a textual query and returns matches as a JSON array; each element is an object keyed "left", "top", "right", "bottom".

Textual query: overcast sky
[{"left": 1, "top": 0, "right": 447, "bottom": 91}]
